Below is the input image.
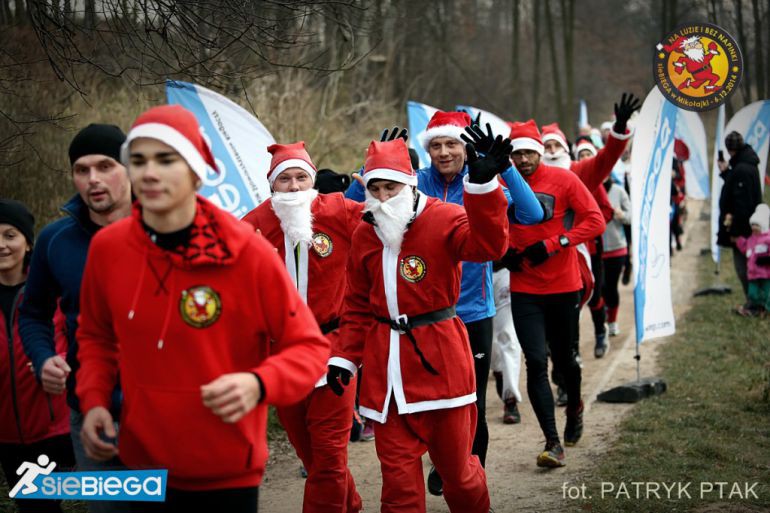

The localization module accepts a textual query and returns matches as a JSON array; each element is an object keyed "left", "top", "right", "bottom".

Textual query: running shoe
[
  {"left": 608, "top": 322, "right": 620, "bottom": 337},
  {"left": 503, "top": 398, "right": 521, "bottom": 424},
  {"left": 427, "top": 465, "right": 443, "bottom": 496},
  {"left": 564, "top": 401, "right": 584, "bottom": 447},
  {"left": 536, "top": 440, "right": 565, "bottom": 468}
]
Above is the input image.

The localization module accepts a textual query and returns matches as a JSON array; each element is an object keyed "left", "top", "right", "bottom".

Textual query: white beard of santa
[
  {"left": 684, "top": 46, "right": 704, "bottom": 63},
  {"left": 543, "top": 147, "right": 572, "bottom": 169},
  {"left": 364, "top": 184, "right": 415, "bottom": 253},
  {"left": 271, "top": 188, "right": 319, "bottom": 247}
]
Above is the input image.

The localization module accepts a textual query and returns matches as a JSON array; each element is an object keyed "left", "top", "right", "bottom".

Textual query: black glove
[
  {"left": 461, "top": 122, "right": 496, "bottom": 155},
  {"left": 613, "top": 92, "right": 641, "bottom": 134},
  {"left": 466, "top": 135, "right": 513, "bottom": 184},
  {"left": 522, "top": 241, "right": 550, "bottom": 266},
  {"left": 326, "top": 365, "right": 352, "bottom": 396},
  {"left": 499, "top": 247, "right": 524, "bottom": 272},
  {"left": 380, "top": 127, "right": 408, "bottom": 142},
  {"left": 756, "top": 255, "right": 770, "bottom": 267}
]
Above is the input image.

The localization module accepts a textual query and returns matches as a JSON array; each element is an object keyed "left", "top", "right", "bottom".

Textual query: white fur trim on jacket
[{"left": 463, "top": 174, "right": 499, "bottom": 194}]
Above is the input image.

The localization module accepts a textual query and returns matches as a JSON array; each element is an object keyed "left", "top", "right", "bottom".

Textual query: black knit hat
[
  {"left": 724, "top": 131, "right": 744, "bottom": 152},
  {"left": 0, "top": 198, "right": 35, "bottom": 244},
  {"left": 68, "top": 123, "right": 126, "bottom": 166}
]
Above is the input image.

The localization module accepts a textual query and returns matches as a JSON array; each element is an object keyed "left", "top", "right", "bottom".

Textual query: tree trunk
[
  {"left": 734, "top": 0, "right": 751, "bottom": 103},
  {"left": 84, "top": 0, "right": 95, "bottom": 30},
  {"left": 511, "top": 0, "right": 520, "bottom": 112},
  {"left": 661, "top": 0, "right": 668, "bottom": 38},
  {"left": 544, "top": 0, "right": 565, "bottom": 127},
  {"left": 752, "top": 0, "right": 765, "bottom": 98},
  {"left": 531, "top": 0, "right": 542, "bottom": 120},
  {"left": 0, "top": 0, "right": 10, "bottom": 25},
  {"left": 13, "top": 0, "right": 25, "bottom": 24},
  {"left": 560, "top": 0, "right": 575, "bottom": 132}
]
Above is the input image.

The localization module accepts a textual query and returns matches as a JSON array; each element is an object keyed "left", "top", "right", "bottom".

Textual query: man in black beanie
[
  {"left": 19, "top": 123, "right": 132, "bottom": 513},
  {"left": 717, "top": 130, "right": 762, "bottom": 304}
]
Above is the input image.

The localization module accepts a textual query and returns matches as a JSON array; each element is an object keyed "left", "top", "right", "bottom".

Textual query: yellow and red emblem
[
  {"left": 653, "top": 22, "right": 742, "bottom": 111},
  {"left": 179, "top": 285, "right": 222, "bottom": 328},
  {"left": 400, "top": 255, "right": 427, "bottom": 283},
  {"left": 312, "top": 232, "right": 333, "bottom": 258}
]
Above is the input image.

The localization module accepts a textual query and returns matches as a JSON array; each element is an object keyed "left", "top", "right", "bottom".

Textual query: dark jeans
[
  {"left": 129, "top": 486, "right": 259, "bottom": 513},
  {"left": 732, "top": 246, "right": 749, "bottom": 299},
  {"left": 589, "top": 251, "right": 606, "bottom": 336},
  {"left": 464, "top": 316, "right": 493, "bottom": 467},
  {"left": 602, "top": 256, "right": 626, "bottom": 309},
  {"left": 510, "top": 291, "right": 582, "bottom": 442},
  {"left": 0, "top": 434, "right": 75, "bottom": 513}
]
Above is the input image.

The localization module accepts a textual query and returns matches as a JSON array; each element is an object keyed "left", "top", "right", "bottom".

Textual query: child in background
[{"left": 735, "top": 203, "right": 770, "bottom": 317}]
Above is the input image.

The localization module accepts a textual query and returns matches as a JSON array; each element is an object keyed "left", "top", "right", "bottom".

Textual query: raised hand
[
  {"left": 461, "top": 122, "right": 496, "bottom": 155},
  {"left": 380, "top": 127, "right": 408, "bottom": 142},
  {"left": 613, "top": 93, "right": 642, "bottom": 133}
]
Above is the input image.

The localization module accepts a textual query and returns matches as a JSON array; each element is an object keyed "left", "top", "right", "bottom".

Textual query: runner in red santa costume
[
  {"left": 76, "top": 105, "right": 330, "bottom": 513},
  {"left": 327, "top": 136, "right": 511, "bottom": 513},
  {"left": 539, "top": 93, "right": 639, "bottom": 359},
  {"left": 242, "top": 141, "right": 363, "bottom": 513},
  {"left": 499, "top": 119, "right": 605, "bottom": 468}
]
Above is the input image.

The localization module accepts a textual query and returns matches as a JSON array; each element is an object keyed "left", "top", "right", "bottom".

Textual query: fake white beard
[
  {"left": 684, "top": 47, "right": 704, "bottom": 63},
  {"left": 271, "top": 189, "right": 319, "bottom": 247},
  {"left": 364, "top": 185, "right": 415, "bottom": 253},
  {"left": 543, "top": 148, "right": 572, "bottom": 169}
]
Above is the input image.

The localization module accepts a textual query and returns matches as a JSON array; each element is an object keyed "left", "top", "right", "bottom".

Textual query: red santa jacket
[
  {"left": 76, "top": 196, "right": 330, "bottom": 491},
  {"left": 242, "top": 192, "right": 363, "bottom": 387},
  {"left": 1, "top": 289, "right": 70, "bottom": 444},
  {"left": 333, "top": 179, "right": 508, "bottom": 423},
  {"left": 509, "top": 163, "right": 605, "bottom": 295}
]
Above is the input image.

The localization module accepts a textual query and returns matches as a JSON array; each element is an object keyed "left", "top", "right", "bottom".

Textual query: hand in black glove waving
[
  {"left": 380, "top": 126, "right": 408, "bottom": 142},
  {"left": 461, "top": 122, "right": 497, "bottom": 155},
  {"left": 466, "top": 135, "right": 513, "bottom": 184},
  {"left": 326, "top": 365, "right": 352, "bottom": 396},
  {"left": 613, "top": 93, "right": 641, "bottom": 134}
]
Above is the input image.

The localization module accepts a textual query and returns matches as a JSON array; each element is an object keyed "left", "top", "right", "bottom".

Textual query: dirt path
[{"left": 259, "top": 200, "right": 708, "bottom": 512}]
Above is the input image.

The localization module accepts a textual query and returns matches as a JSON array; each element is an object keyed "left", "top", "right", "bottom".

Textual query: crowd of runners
[{"left": 2, "top": 90, "right": 769, "bottom": 513}]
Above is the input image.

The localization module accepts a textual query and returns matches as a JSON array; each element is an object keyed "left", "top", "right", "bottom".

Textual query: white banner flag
[
  {"left": 166, "top": 80, "right": 275, "bottom": 218},
  {"left": 454, "top": 104, "right": 511, "bottom": 139},
  {"left": 724, "top": 100, "right": 770, "bottom": 192},
  {"left": 675, "top": 110, "right": 709, "bottom": 199},
  {"left": 631, "top": 88, "right": 677, "bottom": 344},
  {"left": 406, "top": 100, "right": 439, "bottom": 169},
  {"left": 710, "top": 104, "right": 726, "bottom": 265}
]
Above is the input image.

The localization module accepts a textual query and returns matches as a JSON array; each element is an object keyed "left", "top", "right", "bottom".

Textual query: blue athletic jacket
[
  {"left": 345, "top": 164, "right": 543, "bottom": 323},
  {"left": 19, "top": 195, "right": 121, "bottom": 414}
]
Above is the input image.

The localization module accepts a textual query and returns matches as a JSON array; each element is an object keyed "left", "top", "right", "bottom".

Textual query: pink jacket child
[{"left": 735, "top": 203, "right": 770, "bottom": 280}]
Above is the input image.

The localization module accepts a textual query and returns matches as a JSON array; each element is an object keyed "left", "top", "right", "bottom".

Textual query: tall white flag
[
  {"left": 724, "top": 100, "right": 770, "bottom": 192},
  {"left": 710, "top": 105, "right": 726, "bottom": 265},
  {"left": 631, "top": 88, "right": 677, "bottom": 343}
]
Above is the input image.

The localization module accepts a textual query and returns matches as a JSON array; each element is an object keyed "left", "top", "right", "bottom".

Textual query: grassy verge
[{"left": 573, "top": 249, "right": 770, "bottom": 513}]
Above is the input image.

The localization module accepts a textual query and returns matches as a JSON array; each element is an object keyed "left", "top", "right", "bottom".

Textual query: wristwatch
[{"left": 559, "top": 235, "right": 570, "bottom": 248}]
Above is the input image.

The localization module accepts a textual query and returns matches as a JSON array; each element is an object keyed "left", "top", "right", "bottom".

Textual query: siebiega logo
[
  {"left": 654, "top": 23, "right": 742, "bottom": 111},
  {"left": 9, "top": 454, "right": 167, "bottom": 502}
]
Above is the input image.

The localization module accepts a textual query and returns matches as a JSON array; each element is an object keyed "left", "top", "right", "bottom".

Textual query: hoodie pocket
[{"left": 120, "top": 385, "right": 256, "bottom": 481}]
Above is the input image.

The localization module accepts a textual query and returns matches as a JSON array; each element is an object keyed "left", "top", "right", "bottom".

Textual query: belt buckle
[{"left": 395, "top": 314, "right": 409, "bottom": 333}]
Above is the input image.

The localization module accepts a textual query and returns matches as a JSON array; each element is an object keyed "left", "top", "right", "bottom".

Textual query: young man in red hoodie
[
  {"left": 500, "top": 120, "right": 605, "bottom": 467},
  {"left": 327, "top": 136, "right": 511, "bottom": 513},
  {"left": 76, "top": 105, "right": 330, "bottom": 513},
  {"left": 242, "top": 142, "right": 362, "bottom": 513}
]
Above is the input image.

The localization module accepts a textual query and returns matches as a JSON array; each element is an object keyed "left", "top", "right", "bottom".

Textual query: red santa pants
[
  {"left": 373, "top": 401, "right": 489, "bottom": 513},
  {"left": 277, "top": 377, "right": 362, "bottom": 513}
]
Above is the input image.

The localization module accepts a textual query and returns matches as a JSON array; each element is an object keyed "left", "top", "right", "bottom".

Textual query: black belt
[
  {"left": 320, "top": 318, "right": 340, "bottom": 335},
  {"left": 375, "top": 306, "right": 456, "bottom": 376}
]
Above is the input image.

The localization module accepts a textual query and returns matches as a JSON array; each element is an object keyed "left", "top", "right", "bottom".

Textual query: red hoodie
[
  {"left": 509, "top": 163, "right": 605, "bottom": 295},
  {"left": 76, "top": 196, "right": 330, "bottom": 491}
]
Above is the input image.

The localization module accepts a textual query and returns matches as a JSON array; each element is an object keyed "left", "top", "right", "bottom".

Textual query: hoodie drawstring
[
  {"left": 127, "top": 246, "right": 175, "bottom": 350},
  {"left": 128, "top": 246, "right": 149, "bottom": 320},
  {"left": 156, "top": 269, "right": 175, "bottom": 350}
]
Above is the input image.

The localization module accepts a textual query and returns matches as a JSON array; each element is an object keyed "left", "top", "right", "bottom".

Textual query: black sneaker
[
  {"left": 536, "top": 440, "right": 565, "bottom": 468},
  {"left": 503, "top": 398, "right": 521, "bottom": 424},
  {"left": 564, "top": 401, "right": 584, "bottom": 446},
  {"left": 427, "top": 465, "right": 443, "bottom": 496},
  {"left": 594, "top": 332, "right": 608, "bottom": 358},
  {"left": 555, "top": 386, "right": 568, "bottom": 407}
]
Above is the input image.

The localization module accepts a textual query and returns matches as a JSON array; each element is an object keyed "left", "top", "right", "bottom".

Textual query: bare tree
[
  {"left": 544, "top": 0, "right": 565, "bottom": 127},
  {"left": 752, "top": 0, "right": 765, "bottom": 98},
  {"left": 734, "top": 0, "right": 751, "bottom": 103},
  {"left": 560, "top": 0, "right": 575, "bottom": 131}
]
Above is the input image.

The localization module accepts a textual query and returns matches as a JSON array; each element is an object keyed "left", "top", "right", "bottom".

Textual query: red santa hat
[
  {"left": 574, "top": 139, "right": 598, "bottom": 158},
  {"left": 417, "top": 111, "right": 472, "bottom": 151},
  {"left": 362, "top": 139, "right": 417, "bottom": 186},
  {"left": 121, "top": 104, "right": 218, "bottom": 181},
  {"left": 508, "top": 119, "right": 544, "bottom": 155},
  {"left": 541, "top": 123, "right": 569, "bottom": 152},
  {"left": 266, "top": 141, "right": 317, "bottom": 185}
]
